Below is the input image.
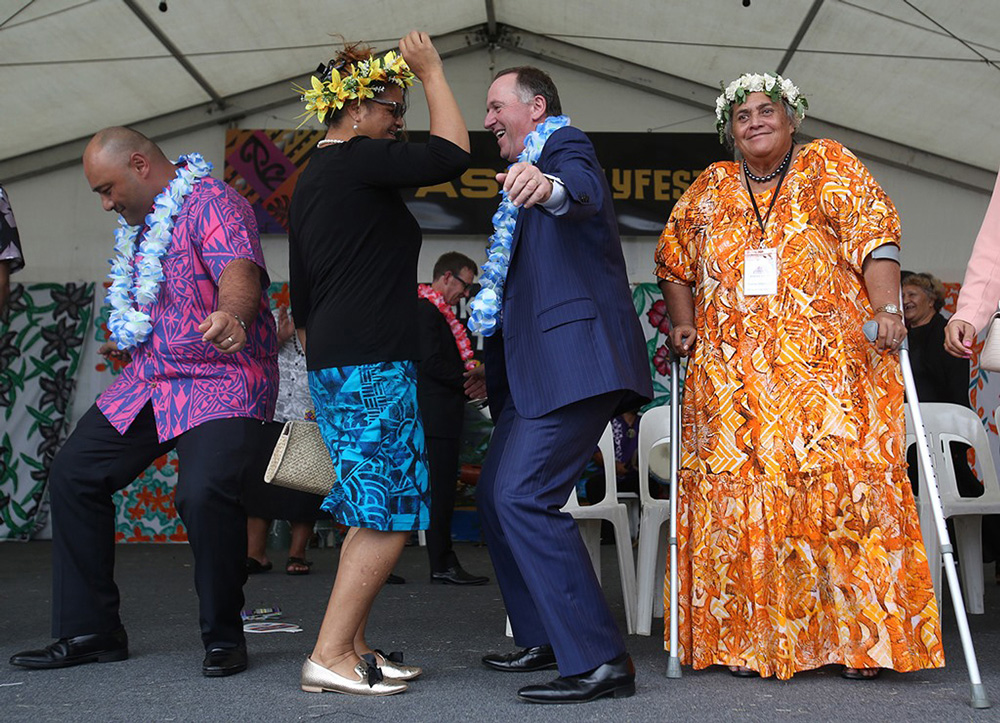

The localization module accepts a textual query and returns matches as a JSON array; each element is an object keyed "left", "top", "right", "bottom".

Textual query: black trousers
[
  {"left": 425, "top": 436, "right": 461, "bottom": 573},
  {"left": 49, "top": 402, "right": 259, "bottom": 650}
]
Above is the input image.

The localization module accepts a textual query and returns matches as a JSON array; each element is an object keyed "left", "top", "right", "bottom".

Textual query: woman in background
[{"left": 245, "top": 305, "right": 324, "bottom": 576}]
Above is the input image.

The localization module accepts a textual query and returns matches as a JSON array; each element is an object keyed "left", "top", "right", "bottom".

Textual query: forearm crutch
[
  {"left": 863, "top": 320, "right": 990, "bottom": 709},
  {"left": 666, "top": 353, "right": 683, "bottom": 679}
]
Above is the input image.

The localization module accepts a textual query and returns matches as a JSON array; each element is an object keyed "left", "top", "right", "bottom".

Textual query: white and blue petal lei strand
[
  {"left": 105, "top": 153, "right": 212, "bottom": 350},
  {"left": 467, "top": 115, "right": 571, "bottom": 336}
]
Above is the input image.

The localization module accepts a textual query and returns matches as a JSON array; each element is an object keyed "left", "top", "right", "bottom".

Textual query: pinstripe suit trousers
[{"left": 477, "top": 389, "right": 626, "bottom": 676}]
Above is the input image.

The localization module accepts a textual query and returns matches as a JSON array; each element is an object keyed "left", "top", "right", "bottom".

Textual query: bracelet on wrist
[{"left": 231, "top": 312, "right": 249, "bottom": 332}]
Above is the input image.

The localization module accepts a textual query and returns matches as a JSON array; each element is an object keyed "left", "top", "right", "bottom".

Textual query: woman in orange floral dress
[{"left": 654, "top": 73, "right": 944, "bottom": 680}]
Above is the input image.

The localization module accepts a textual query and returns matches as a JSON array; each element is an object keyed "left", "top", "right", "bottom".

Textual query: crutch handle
[{"left": 862, "top": 319, "right": 908, "bottom": 350}]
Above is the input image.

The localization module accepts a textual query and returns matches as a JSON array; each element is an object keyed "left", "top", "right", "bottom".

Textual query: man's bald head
[
  {"left": 84, "top": 127, "right": 167, "bottom": 168},
  {"left": 83, "top": 127, "right": 176, "bottom": 225}
]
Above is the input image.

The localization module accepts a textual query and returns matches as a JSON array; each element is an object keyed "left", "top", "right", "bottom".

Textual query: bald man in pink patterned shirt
[{"left": 10, "top": 128, "right": 277, "bottom": 678}]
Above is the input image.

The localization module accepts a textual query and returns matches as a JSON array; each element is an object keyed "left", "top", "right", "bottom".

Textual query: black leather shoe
[
  {"left": 9, "top": 628, "right": 128, "bottom": 669},
  {"left": 202, "top": 646, "right": 247, "bottom": 677},
  {"left": 517, "top": 653, "right": 635, "bottom": 704},
  {"left": 482, "top": 645, "right": 558, "bottom": 672},
  {"left": 431, "top": 566, "right": 490, "bottom": 585}
]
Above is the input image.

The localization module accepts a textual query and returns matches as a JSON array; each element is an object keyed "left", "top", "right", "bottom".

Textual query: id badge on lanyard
[
  {"left": 744, "top": 248, "right": 777, "bottom": 296},
  {"left": 743, "top": 156, "right": 791, "bottom": 297}
]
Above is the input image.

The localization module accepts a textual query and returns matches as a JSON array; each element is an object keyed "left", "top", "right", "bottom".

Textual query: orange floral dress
[{"left": 653, "top": 139, "right": 944, "bottom": 679}]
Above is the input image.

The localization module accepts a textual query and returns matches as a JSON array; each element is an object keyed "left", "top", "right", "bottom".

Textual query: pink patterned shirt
[{"left": 98, "top": 176, "right": 278, "bottom": 441}]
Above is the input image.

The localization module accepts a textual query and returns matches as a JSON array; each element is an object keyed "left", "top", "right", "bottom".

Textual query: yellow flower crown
[{"left": 294, "top": 50, "right": 417, "bottom": 127}]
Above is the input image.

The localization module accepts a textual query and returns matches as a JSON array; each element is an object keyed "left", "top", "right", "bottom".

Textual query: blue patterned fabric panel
[{"left": 309, "top": 360, "right": 429, "bottom": 531}]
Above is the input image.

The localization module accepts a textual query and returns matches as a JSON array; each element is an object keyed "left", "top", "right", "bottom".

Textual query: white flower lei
[
  {"left": 714, "top": 72, "right": 808, "bottom": 144},
  {"left": 106, "top": 153, "right": 212, "bottom": 350}
]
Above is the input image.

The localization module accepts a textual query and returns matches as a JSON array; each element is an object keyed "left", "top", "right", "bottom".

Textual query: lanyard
[{"left": 746, "top": 152, "right": 792, "bottom": 241}]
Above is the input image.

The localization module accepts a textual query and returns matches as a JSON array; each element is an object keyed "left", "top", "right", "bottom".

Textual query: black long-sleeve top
[
  {"left": 288, "top": 135, "right": 470, "bottom": 369},
  {"left": 907, "top": 312, "right": 971, "bottom": 407}
]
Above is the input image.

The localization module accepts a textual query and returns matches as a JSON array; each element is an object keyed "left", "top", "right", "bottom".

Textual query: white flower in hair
[{"left": 714, "top": 72, "right": 808, "bottom": 144}]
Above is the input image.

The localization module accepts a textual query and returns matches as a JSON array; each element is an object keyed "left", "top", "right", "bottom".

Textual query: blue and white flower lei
[
  {"left": 106, "top": 153, "right": 212, "bottom": 350},
  {"left": 467, "top": 115, "right": 571, "bottom": 336}
]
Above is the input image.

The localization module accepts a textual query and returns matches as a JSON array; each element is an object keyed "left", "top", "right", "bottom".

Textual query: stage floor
[{"left": 3, "top": 540, "right": 999, "bottom": 721}]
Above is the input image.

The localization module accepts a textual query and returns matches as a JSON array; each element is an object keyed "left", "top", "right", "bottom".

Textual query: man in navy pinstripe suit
[{"left": 477, "top": 67, "right": 653, "bottom": 704}]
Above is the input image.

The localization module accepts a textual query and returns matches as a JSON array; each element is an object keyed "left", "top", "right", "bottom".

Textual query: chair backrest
[
  {"left": 637, "top": 404, "right": 671, "bottom": 506},
  {"left": 905, "top": 402, "right": 1000, "bottom": 511},
  {"left": 563, "top": 422, "right": 617, "bottom": 510}
]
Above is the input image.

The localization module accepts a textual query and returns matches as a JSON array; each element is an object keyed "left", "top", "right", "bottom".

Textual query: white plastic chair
[
  {"left": 634, "top": 404, "right": 672, "bottom": 636},
  {"left": 904, "top": 403, "right": 1000, "bottom": 614},
  {"left": 560, "top": 422, "right": 638, "bottom": 634}
]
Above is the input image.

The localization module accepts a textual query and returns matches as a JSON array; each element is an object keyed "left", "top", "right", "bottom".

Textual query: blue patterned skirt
[{"left": 308, "top": 361, "right": 429, "bottom": 531}]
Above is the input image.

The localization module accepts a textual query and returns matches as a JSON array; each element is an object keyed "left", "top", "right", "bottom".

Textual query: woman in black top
[
  {"left": 289, "top": 31, "right": 470, "bottom": 696},
  {"left": 902, "top": 272, "right": 981, "bottom": 496}
]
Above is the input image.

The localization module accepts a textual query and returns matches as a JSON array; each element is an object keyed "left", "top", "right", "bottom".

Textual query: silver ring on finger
[{"left": 227, "top": 336, "right": 234, "bottom": 345}]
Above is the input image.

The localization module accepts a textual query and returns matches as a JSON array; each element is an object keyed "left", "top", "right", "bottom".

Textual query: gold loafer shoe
[
  {"left": 373, "top": 649, "right": 422, "bottom": 680},
  {"left": 300, "top": 656, "right": 407, "bottom": 696}
]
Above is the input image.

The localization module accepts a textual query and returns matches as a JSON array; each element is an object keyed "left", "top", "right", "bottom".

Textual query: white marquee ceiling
[{"left": 2, "top": 0, "right": 998, "bottom": 189}]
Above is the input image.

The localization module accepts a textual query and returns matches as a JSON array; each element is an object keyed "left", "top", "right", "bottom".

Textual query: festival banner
[{"left": 224, "top": 130, "right": 728, "bottom": 236}]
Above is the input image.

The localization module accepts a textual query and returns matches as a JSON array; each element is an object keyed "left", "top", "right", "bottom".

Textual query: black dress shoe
[
  {"left": 431, "top": 566, "right": 490, "bottom": 585},
  {"left": 517, "top": 652, "right": 635, "bottom": 704},
  {"left": 202, "top": 646, "right": 247, "bottom": 677},
  {"left": 386, "top": 573, "right": 406, "bottom": 585},
  {"left": 9, "top": 628, "right": 128, "bottom": 669},
  {"left": 482, "top": 645, "right": 558, "bottom": 672}
]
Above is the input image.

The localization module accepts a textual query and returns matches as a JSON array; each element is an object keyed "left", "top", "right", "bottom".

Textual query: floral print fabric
[
  {"left": 1, "top": 283, "right": 92, "bottom": 539},
  {"left": 654, "top": 139, "right": 944, "bottom": 678}
]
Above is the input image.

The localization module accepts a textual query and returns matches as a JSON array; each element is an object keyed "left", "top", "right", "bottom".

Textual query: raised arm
[{"left": 399, "top": 31, "right": 469, "bottom": 153}]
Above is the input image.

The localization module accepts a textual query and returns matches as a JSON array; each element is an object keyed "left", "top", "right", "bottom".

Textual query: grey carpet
[{"left": 2, "top": 540, "right": 999, "bottom": 722}]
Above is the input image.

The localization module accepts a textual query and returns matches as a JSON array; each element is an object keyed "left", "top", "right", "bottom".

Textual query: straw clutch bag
[
  {"left": 980, "top": 307, "right": 1000, "bottom": 372},
  {"left": 263, "top": 421, "right": 336, "bottom": 496}
]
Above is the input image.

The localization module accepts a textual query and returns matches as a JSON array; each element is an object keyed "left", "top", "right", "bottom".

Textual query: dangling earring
[{"left": 353, "top": 124, "right": 358, "bottom": 130}]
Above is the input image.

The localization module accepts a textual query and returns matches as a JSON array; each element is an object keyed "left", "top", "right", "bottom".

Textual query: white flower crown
[{"left": 715, "top": 72, "right": 808, "bottom": 144}]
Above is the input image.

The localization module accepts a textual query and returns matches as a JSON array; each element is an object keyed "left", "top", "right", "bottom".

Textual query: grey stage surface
[{"left": 2, "top": 540, "right": 1000, "bottom": 722}]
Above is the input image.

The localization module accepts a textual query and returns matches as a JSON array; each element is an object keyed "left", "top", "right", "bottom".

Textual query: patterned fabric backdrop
[
  {"left": 1, "top": 283, "right": 93, "bottom": 540},
  {"left": 7, "top": 280, "right": 1000, "bottom": 542},
  {"left": 224, "top": 130, "right": 318, "bottom": 235}
]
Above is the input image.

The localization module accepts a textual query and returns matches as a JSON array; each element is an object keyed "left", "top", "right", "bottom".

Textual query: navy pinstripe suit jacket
[{"left": 485, "top": 125, "right": 653, "bottom": 419}]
